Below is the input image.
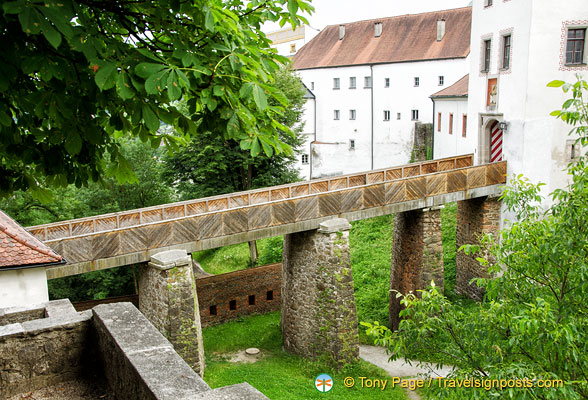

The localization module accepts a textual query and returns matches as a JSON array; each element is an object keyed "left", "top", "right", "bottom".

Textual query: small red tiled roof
[
  {"left": 431, "top": 74, "right": 469, "bottom": 98},
  {"left": 0, "top": 210, "right": 63, "bottom": 269},
  {"left": 293, "top": 7, "right": 471, "bottom": 70}
]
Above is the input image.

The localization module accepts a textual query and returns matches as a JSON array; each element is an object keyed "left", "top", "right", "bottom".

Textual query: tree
[
  {"left": 163, "top": 65, "right": 306, "bottom": 263},
  {"left": 0, "top": 0, "right": 313, "bottom": 199},
  {"left": 363, "top": 79, "right": 588, "bottom": 399},
  {"left": 162, "top": 65, "right": 306, "bottom": 199}
]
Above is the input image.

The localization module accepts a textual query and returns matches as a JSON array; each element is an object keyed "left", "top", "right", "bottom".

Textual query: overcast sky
[{"left": 264, "top": 0, "right": 471, "bottom": 35}]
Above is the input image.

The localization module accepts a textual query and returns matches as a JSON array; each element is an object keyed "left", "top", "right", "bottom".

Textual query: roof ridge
[
  {"left": 0, "top": 218, "right": 62, "bottom": 263},
  {"left": 323, "top": 6, "right": 472, "bottom": 28}
]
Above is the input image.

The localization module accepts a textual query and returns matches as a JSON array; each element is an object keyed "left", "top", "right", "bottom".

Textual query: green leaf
[
  {"left": 547, "top": 80, "right": 565, "bottom": 88},
  {"left": 135, "top": 63, "right": 166, "bottom": 79},
  {"left": 0, "top": 111, "right": 12, "bottom": 127},
  {"left": 287, "top": 0, "right": 299, "bottom": 17},
  {"left": 240, "top": 82, "right": 254, "bottom": 98},
  {"left": 116, "top": 72, "right": 135, "bottom": 100},
  {"left": 205, "top": 8, "right": 215, "bottom": 32},
  {"left": 95, "top": 63, "right": 117, "bottom": 90},
  {"left": 252, "top": 84, "right": 268, "bottom": 111},
  {"left": 42, "top": 23, "right": 62, "bottom": 49},
  {"left": 250, "top": 137, "right": 261, "bottom": 157},
  {"left": 142, "top": 104, "right": 160, "bottom": 131},
  {"left": 240, "top": 138, "right": 251, "bottom": 150},
  {"left": 3, "top": 1, "right": 25, "bottom": 14},
  {"left": 136, "top": 49, "right": 163, "bottom": 63},
  {"left": 167, "top": 70, "right": 182, "bottom": 101},
  {"left": 227, "top": 112, "right": 240, "bottom": 138},
  {"left": 145, "top": 70, "right": 168, "bottom": 95},
  {"left": 18, "top": 7, "right": 42, "bottom": 35},
  {"left": 65, "top": 131, "right": 82, "bottom": 155}
]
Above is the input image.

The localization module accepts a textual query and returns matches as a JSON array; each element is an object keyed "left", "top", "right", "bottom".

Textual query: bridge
[{"left": 27, "top": 155, "right": 506, "bottom": 370}]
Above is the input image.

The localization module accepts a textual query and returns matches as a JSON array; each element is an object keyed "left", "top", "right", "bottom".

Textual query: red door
[{"left": 490, "top": 121, "right": 503, "bottom": 163}]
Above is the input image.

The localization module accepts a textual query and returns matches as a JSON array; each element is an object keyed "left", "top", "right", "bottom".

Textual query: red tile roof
[
  {"left": 293, "top": 7, "right": 471, "bottom": 70},
  {"left": 0, "top": 210, "right": 63, "bottom": 269},
  {"left": 431, "top": 74, "right": 469, "bottom": 98}
]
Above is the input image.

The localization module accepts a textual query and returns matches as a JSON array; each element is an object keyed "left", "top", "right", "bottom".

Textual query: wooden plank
[
  {"left": 406, "top": 177, "right": 426, "bottom": 200},
  {"left": 163, "top": 205, "right": 184, "bottom": 220},
  {"left": 467, "top": 166, "right": 486, "bottom": 189},
  {"left": 71, "top": 221, "right": 94, "bottom": 236},
  {"left": 223, "top": 209, "right": 248, "bottom": 235},
  {"left": 438, "top": 159, "right": 455, "bottom": 171},
  {"left": 229, "top": 194, "right": 249, "bottom": 208},
  {"left": 386, "top": 181, "right": 406, "bottom": 204},
  {"left": 486, "top": 162, "right": 507, "bottom": 185},
  {"left": 271, "top": 201, "right": 295, "bottom": 226},
  {"left": 363, "top": 184, "right": 385, "bottom": 208},
  {"left": 310, "top": 181, "right": 328, "bottom": 194},
  {"left": 270, "top": 188, "right": 289, "bottom": 201},
  {"left": 92, "top": 231, "right": 121, "bottom": 260},
  {"left": 119, "top": 213, "right": 140, "bottom": 228},
  {"left": 318, "top": 192, "right": 341, "bottom": 217},
  {"left": 403, "top": 166, "right": 420, "bottom": 177},
  {"left": 142, "top": 209, "right": 163, "bottom": 223},
  {"left": 119, "top": 226, "right": 150, "bottom": 255},
  {"left": 421, "top": 162, "right": 438, "bottom": 174},
  {"left": 208, "top": 198, "right": 228, "bottom": 212},
  {"left": 198, "top": 214, "right": 223, "bottom": 240},
  {"left": 367, "top": 171, "right": 385, "bottom": 184},
  {"left": 447, "top": 170, "right": 467, "bottom": 192},
  {"left": 456, "top": 155, "right": 473, "bottom": 169},
  {"left": 186, "top": 202, "right": 206, "bottom": 216},
  {"left": 28, "top": 228, "right": 46, "bottom": 242},
  {"left": 340, "top": 189, "right": 363, "bottom": 212},
  {"left": 250, "top": 191, "right": 270, "bottom": 205},
  {"left": 294, "top": 197, "right": 319, "bottom": 222},
  {"left": 291, "top": 184, "right": 309, "bottom": 198},
  {"left": 248, "top": 205, "right": 272, "bottom": 230},
  {"left": 349, "top": 174, "right": 367, "bottom": 187},
  {"left": 61, "top": 237, "right": 92, "bottom": 264},
  {"left": 46, "top": 225, "right": 70, "bottom": 240},
  {"left": 329, "top": 178, "right": 347, "bottom": 190},
  {"left": 385, "top": 168, "right": 402, "bottom": 181},
  {"left": 95, "top": 217, "right": 118, "bottom": 232},
  {"left": 426, "top": 174, "right": 447, "bottom": 196}
]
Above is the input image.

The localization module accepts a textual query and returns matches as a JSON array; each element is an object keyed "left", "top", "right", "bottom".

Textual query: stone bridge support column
[
  {"left": 456, "top": 196, "right": 501, "bottom": 300},
  {"left": 138, "top": 249, "right": 205, "bottom": 376},
  {"left": 389, "top": 207, "right": 444, "bottom": 331},
  {"left": 281, "top": 218, "right": 359, "bottom": 367}
]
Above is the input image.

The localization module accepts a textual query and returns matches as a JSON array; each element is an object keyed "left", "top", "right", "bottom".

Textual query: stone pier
[
  {"left": 281, "top": 218, "right": 359, "bottom": 367},
  {"left": 456, "top": 196, "right": 501, "bottom": 300},
  {"left": 138, "top": 250, "right": 205, "bottom": 376},
  {"left": 389, "top": 207, "right": 444, "bottom": 330}
]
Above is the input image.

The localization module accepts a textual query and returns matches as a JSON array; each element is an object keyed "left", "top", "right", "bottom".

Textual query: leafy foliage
[
  {"left": 162, "top": 65, "right": 306, "bottom": 199},
  {"left": 0, "top": 0, "right": 312, "bottom": 198},
  {"left": 363, "top": 78, "right": 588, "bottom": 399}
]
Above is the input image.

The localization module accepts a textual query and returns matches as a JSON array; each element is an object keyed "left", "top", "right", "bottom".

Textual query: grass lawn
[{"left": 203, "top": 312, "right": 407, "bottom": 400}]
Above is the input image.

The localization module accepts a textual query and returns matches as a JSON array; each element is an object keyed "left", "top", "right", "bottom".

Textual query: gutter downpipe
[
  {"left": 370, "top": 64, "right": 374, "bottom": 170},
  {"left": 430, "top": 96, "right": 435, "bottom": 160}
]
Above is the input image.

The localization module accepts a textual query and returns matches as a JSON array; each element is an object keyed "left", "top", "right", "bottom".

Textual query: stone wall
[
  {"left": 196, "top": 263, "right": 281, "bottom": 327},
  {"left": 389, "top": 208, "right": 444, "bottom": 330},
  {"left": 0, "top": 300, "right": 95, "bottom": 399},
  {"left": 456, "top": 196, "right": 501, "bottom": 299},
  {"left": 138, "top": 250, "right": 205, "bottom": 376},
  {"left": 413, "top": 122, "right": 433, "bottom": 162},
  {"left": 282, "top": 218, "right": 359, "bottom": 367}
]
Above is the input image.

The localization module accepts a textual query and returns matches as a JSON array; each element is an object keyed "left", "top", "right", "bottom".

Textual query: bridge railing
[{"left": 26, "top": 154, "right": 473, "bottom": 242}]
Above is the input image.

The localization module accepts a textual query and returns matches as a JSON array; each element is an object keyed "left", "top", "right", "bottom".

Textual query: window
[
  {"left": 349, "top": 76, "right": 356, "bottom": 89},
  {"left": 290, "top": 43, "right": 296, "bottom": 53},
  {"left": 449, "top": 113, "right": 454, "bottom": 134},
  {"left": 334, "top": 110, "right": 340, "bottom": 120},
  {"left": 229, "top": 300, "right": 236, "bottom": 311},
  {"left": 566, "top": 29, "right": 585, "bottom": 65},
  {"left": 482, "top": 39, "right": 491, "bottom": 72},
  {"left": 301, "top": 154, "right": 309, "bottom": 164},
  {"left": 349, "top": 109, "right": 356, "bottom": 120},
  {"left": 364, "top": 76, "right": 372, "bottom": 88},
  {"left": 311, "top": 82, "right": 314, "bottom": 90},
  {"left": 397, "top": 112, "right": 401, "bottom": 120},
  {"left": 437, "top": 113, "right": 442, "bottom": 132},
  {"left": 374, "top": 22, "right": 382, "bottom": 38},
  {"left": 411, "top": 109, "right": 419, "bottom": 121},
  {"left": 484, "top": 0, "right": 493, "bottom": 6},
  {"left": 462, "top": 114, "right": 467, "bottom": 137},
  {"left": 266, "top": 290, "right": 274, "bottom": 301},
  {"left": 385, "top": 78, "right": 390, "bottom": 88},
  {"left": 349, "top": 139, "right": 355, "bottom": 150},
  {"left": 439, "top": 76, "right": 444, "bottom": 86},
  {"left": 248, "top": 295, "right": 256, "bottom": 306},
  {"left": 209, "top": 305, "right": 217, "bottom": 316},
  {"left": 414, "top": 77, "right": 420, "bottom": 87},
  {"left": 502, "top": 34, "right": 511, "bottom": 69},
  {"left": 383, "top": 110, "right": 390, "bottom": 121},
  {"left": 333, "top": 78, "right": 340, "bottom": 89}
]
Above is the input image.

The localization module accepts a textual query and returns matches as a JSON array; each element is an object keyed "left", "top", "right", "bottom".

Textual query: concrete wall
[
  {"left": 0, "top": 267, "right": 49, "bottom": 309},
  {"left": 196, "top": 263, "right": 281, "bottom": 327}
]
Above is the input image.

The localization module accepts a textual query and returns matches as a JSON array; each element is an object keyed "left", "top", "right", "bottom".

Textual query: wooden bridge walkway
[{"left": 26, "top": 155, "right": 506, "bottom": 279}]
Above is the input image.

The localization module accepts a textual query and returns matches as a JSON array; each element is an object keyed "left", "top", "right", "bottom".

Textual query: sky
[{"left": 264, "top": 0, "right": 471, "bottom": 36}]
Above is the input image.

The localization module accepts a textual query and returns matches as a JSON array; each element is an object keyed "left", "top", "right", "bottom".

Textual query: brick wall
[{"left": 196, "top": 263, "right": 282, "bottom": 327}]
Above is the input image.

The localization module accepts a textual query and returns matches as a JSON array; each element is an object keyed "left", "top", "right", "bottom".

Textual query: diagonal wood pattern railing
[{"left": 27, "top": 154, "right": 474, "bottom": 242}]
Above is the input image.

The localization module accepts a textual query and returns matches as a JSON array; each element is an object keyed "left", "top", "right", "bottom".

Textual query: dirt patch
[
  {"left": 7, "top": 377, "right": 115, "bottom": 400},
  {"left": 211, "top": 349, "right": 265, "bottom": 364}
]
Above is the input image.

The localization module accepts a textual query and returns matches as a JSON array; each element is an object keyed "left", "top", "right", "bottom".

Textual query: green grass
[
  {"left": 203, "top": 312, "right": 407, "bottom": 400},
  {"left": 349, "top": 215, "right": 394, "bottom": 343},
  {"left": 193, "top": 236, "right": 283, "bottom": 275}
]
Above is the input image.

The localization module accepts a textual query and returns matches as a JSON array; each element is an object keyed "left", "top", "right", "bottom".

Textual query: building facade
[
  {"left": 293, "top": 7, "right": 472, "bottom": 179},
  {"left": 466, "top": 0, "right": 588, "bottom": 210}
]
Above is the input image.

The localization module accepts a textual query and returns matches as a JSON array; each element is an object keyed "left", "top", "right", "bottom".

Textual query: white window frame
[
  {"left": 301, "top": 154, "right": 309, "bottom": 165},
  {"left": 334, "top": 110, "right": 340, "bottom": 120},
  {"left": 364, "top": 76, "right": 372, "bottom": 88},
  {"left": 385, "top": 78, "right": 390, "bottom": 88},
  {"left": 349, "top": 109, "right": 356, "bottom": 120},
  {"left": 349, "top": 139, "right": 356, "bottom": 150},
  {"left": 411, "top": 109, "right": 419, "bottom": 121},
  {"left": 333, "top": 78, "right": 340, "bottom": 90},
  {"left": 439, "top": 76, "right": 444, "bottom": 86},
  {"left": 383, "top": 110, "right": 390, "bottom": 121},
  {"left": 349, "top": 76, "right": 356, "bottom": 89}
]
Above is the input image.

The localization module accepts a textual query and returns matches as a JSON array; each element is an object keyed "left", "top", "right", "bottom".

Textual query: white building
[
  {"left": 267, "top": 25, "right": 309, "bottom": 58},
  {"left": 465, "top": 0, "right": 588, "bottom": 208},
  {"left": 0, "top": 210, "right": 65, "bottom": 308},
  {"left": 293, "top": 7, "right": 472, "bottom": 179}
]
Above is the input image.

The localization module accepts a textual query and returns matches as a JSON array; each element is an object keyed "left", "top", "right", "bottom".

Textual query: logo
[{"left": 315, "top": 373, "right": 334, "bottom": 393}]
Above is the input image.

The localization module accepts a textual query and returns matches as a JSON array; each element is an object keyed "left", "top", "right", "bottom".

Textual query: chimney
[
  {"left": 339, "top": 25, "right": 345, "bottom": 40},
  {"left": 374, "top": 22, "right": 382, "bottom": 38},
  {"left": 437, "top": 19, "right": 446, "bottom": 41}
]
